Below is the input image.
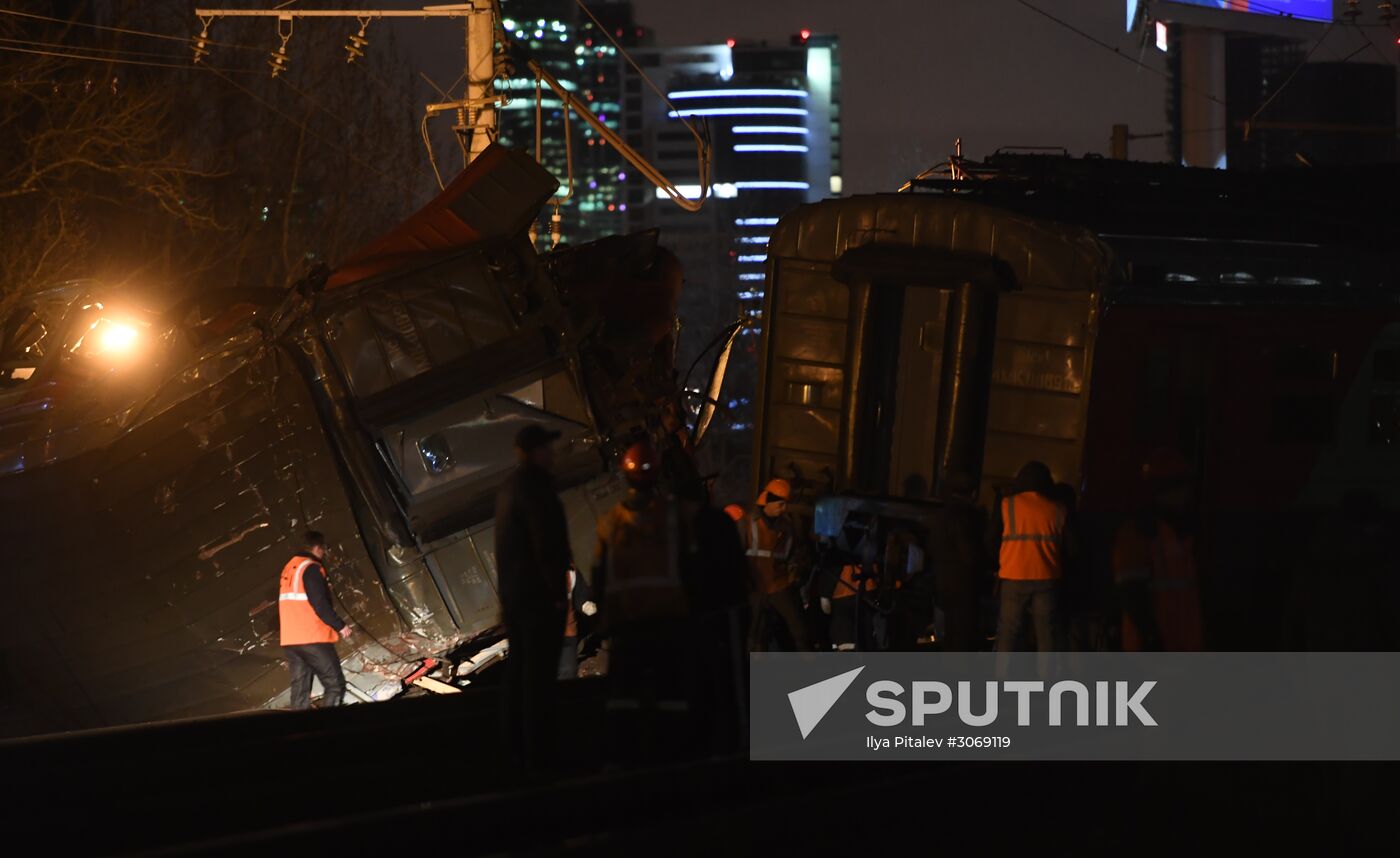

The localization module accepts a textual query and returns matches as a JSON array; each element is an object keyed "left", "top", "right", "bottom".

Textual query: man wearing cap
[
  {"left": 494, "top": 422, "right": 573, "bottom": 773},
  {"left": 740, "top": 478, "right": 812, "bottom": 651}
]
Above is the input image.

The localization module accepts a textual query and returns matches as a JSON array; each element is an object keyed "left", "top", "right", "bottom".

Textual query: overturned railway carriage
[
  {"left": 0, "top": 145, "right": 679, "bottom": 736},
  {"left": 755, "top": 157, "right": 1400, "bottom": 649}
]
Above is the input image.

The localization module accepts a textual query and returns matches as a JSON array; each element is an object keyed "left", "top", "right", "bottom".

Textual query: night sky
[
  {"left": 626, "top": 0, "right": 1173, "bottom": 192},
  {"left": 406, "top": 1, "right": 1178, "bottom": 194}
]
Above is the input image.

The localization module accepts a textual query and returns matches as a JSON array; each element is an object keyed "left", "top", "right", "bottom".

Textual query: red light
[
  {"left": 800, "top": 28, "right": 812, "bottom": 41},
  {"left": 725, "top": 38, "right": 736, "bottom": 48}
]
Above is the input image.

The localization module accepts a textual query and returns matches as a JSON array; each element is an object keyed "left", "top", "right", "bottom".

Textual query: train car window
[
  {"left": 0, "top": 296, "right": 70, "bottom": 387},
  {"left": 390, "top": 370, "right": 589, "bottom": 498},
  {"left": 324, "top": 255, "right": 515, "bottom": 398}
]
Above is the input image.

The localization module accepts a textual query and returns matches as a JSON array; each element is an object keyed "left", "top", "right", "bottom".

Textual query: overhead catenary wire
[
  {"left": 1010, "top": 0, "right": 1226, "bottom": 106},
  {"left": 204, "top": 65, "right": 415, "bottom": 195},
  {"left": 0, "top": 42, "right": 256, "bottom": 74},
  {"left": 0, "top": 7, "right": 259, "bottom": 50},
  {"left": 1243, "top": 20, "right": 1337, "bottom": 139}
]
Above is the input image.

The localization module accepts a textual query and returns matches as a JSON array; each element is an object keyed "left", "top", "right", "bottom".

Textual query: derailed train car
[
  {"left": 0, "top": 145, "right": 683, "bottom": 736},
  {"left": 755, "top": 155, "right": 1400, "bottom": 648}
]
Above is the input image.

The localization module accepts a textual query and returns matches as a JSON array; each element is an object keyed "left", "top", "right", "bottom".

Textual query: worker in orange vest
[
  {"left": 1112, "top": 448, "right": 1204, "bottom": 651},
  {"left": 989, "top": 461, "right": 1068, "bottom": 653},
  {"left": 740, "top": 478, "right": 812, "bottom": 651},
  {"left": 278, "top": 531, "right": 352, "bottom": 710}
]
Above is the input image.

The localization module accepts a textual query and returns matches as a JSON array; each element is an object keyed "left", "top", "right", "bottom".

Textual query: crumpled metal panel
[{"left": 0, "top": 341, "right": 409, "bottom": 735}]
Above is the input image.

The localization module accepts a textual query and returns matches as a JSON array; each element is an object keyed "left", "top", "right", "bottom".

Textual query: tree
[{"left": 0, "top": 7, "right": 433, "bottom": 309}]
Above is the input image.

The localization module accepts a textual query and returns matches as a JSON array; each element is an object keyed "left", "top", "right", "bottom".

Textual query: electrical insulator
[
  {"left": 268, "top": 45, "right": 290, "bottom": 78},
  {"left": 191, "top": 33, "right": 210, "bottom": 65},
  {"left": 1344, "top": 0, "right": 1362, "bottom": 22},
  {"left": 345, "top": 23, "right": 369, "bottom": 64},
  {"left": 1379, "top": 2, "right": 1395, "bottom": 25},
  {"left": 550, "top": 208, "right": 563, "bottom": 248}
]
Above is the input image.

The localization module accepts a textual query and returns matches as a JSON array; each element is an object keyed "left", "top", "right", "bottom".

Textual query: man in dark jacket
[{"left": 495, "top": 423, "right": 572, "bottom": 772}]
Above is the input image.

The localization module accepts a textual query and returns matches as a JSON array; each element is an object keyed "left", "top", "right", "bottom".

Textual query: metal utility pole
[{"left": 193, "top": 3, "right": 500, "bottom": 165}]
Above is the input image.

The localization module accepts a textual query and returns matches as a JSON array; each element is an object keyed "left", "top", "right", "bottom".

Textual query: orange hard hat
[
  {"left": 757, "top": 478, "right": 791, "bottom": 505},
  {"left": 1141, "top": 447, "right": 1189, "bottom": 484},
  {"left": 621, "top": 439, "right": 661, "bottom": 483},
  {"left": 722, "top": 503, "right": 745, "bottom": 522}
]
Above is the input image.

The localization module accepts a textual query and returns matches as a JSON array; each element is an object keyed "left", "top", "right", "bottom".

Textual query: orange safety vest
[
  {"left": 597, "top": 497, "right": 690, "bottom": 625},
  {"left": 278, "top": 556, "right": 340, "bottom": 646},
  {"left": 1112, "top": 519, "right": 1203, "bottom": 651},
  {"left": 997, "top": 492, "right": 1066, "bottom": 581},
  {"left": 833, "top": 564, "right": 878, "bottom": 600},
  {"left": 743, "top": 513, "right": 794, "bottom": 594}
]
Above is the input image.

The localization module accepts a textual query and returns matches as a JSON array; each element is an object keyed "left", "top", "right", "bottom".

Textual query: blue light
[
  {"left": 732, "top": 126, "right": 809, "bottom": 135},
  {"left": 735, "top": 218, "right": 779, "bottom": 226},
  {"left": 734, "top": 144, "right": 810, "bottom": 153},
  {"left": 668, "top": 107, "right": 808, "bottom": 118},
  {"left": 737, "top": 255, "right": 767, "bottom": 263},
  {"left": 667, "top": 88, "right": 809, "bottom": 99},
  {"left": 737, "top": 235, "right": 770, "bottom": 244},
  {"left": 738, "top": 273, "right": 764, "bottom": 281},
  {"left": 737, "top": 291, "right": 766, "bottom": 300},
  {"left": 735, "top": 181, "right": 809, "bottom": 191}
]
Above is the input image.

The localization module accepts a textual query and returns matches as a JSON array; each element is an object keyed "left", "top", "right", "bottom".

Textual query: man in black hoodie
[{"left": 495, "top": 423, "right": 572, "bottom": 772}]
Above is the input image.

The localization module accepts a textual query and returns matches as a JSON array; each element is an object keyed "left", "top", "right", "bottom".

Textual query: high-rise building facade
[
  {"left": 625, "top": 34, "right": 841, "bottom": 345},
  {"left": 497, "top": 0, "right": 646, "bottom": 245}
]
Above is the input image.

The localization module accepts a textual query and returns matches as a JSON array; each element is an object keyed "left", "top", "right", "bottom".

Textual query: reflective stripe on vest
[{"left": 746, "top": 518, "right": 791, "bottom": 559}]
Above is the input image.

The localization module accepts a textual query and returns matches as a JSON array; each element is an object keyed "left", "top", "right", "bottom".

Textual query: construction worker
[
  {"left": 593, "top": 438, "right": 695, "bottom": 763},
  {"left": 1112, "top": 448, "right": 1203, "bottom": 651},
  {"left": 988, "top": 461, "right": 1068, "bottom": 654},
  {"left": 494, "top": 423, "right": 573, "bottom": 773},
  {"left": 823, "top": 562, "right": 879, "bottom": 650},
  {"left": 279, "top": 531, "right": 351, "bottom": 710},
  {"left": 559, "top": 568, "right": 597, "bottom": 680},
  {"left": 741, "top": 478, "right": 812, "bottom": 651}
]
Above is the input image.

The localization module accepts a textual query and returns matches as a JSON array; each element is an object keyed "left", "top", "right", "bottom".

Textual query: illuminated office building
[
  {"left": 623, "top": 33, "right": 841, "bottom": 347},
  {"left": 497, "top": 0, "right": 647, "bottom": 245}
]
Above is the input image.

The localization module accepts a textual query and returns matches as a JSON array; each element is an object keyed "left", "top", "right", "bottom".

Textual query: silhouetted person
[
  {"left": 1112, "top": 449, "right": 1203, "bottom": 651},
  {"left": 930, "top": 472, "right": 987, "bottom": 651},
  {"left": 495, "top": 424, "right": 572, "bottom": 774},
  {"left": 593, "top": 439, "right": 695, "bottom": 763}
]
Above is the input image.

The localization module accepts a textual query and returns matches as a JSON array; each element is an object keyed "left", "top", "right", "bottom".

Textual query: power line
[
  {"left": 203, "top": 65, "right": 416, "bottom": 195},
  {"left": 0, "top": 34, "right": 203, "bottom": 63},
  {"left": 0, "top": 43, "right": 254, "bottom": 74},
  {"left": 1244, "top": 21, "right": 1337, "bottom": 138},
  {"left": 1010, "top": 0, "right": 1225, "bottom": 106},
  {"left": 0, "top": 8, "right": 259, "bottom": 51}
]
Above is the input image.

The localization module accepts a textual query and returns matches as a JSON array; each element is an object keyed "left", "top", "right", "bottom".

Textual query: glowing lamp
[{"left": 97, "top": 320, "right": 140, "bottom": 354}]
